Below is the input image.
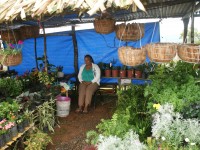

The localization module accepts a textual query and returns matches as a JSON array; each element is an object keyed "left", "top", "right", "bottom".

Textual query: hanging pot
[
  {"left": 1, "top": 28, "right": 21, "bottom": 42},
  {"left": 116, "top": 23, "right": 144, "bottom": 41},
  {"left": 0, "top": 53, "right": 22, "bottom": 66},
  {"left": 118, "top": 46, "right": 146, "bottom": 66},
  {"left": 146, "top": 43, "right": 177, "bottom": 63},
  {"left": 94, "top": 18, "right": 115, "bottom": 34},
  {"left": 177, "top": 44, "right": 200, "bottom": 63},
  {"left": 20, "top": 26, "right": 39, "bottom": 40}
]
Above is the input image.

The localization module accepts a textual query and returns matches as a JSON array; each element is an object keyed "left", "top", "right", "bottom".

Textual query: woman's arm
[
  {"left": 78, "top": 65, "right": 85, "bottom": 83},
  {"left": 91, "top": 64, "right": 101, "bottom": 83}
]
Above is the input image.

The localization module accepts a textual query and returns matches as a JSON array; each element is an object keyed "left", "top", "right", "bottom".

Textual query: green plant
[
  {"left": 56, "top": 65, "right": 63, "bottom": 72},
  {"left": 38, "top": 71, "right": 55, "bottom": 86},
  {"left": 0, "top": 77, "right": 23, "bottom": 97},
  {"left": 120, "top": 65, "right": 126, "bottom": 70},
  {"left": 104, "top": 63, "right": 111, "bottom": 70},
  {"left": 36, "top": 99, "right": 56, "bottom": 132},
  {"left": 112, "top": 66, "right": 119, "bottom": 70},
  {"left": 24, "top": 127, "right": 52, "bottom": 150},
  {"left": 0, "top": 41, "right": 23, "bottom": 55}
]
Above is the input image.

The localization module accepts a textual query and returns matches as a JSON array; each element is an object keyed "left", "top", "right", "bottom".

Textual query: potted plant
[
  {"left": 127, "top": 66, "right": 134, "bottom": 78},
  {"left": 0, "top": 41, "right": 23, "bottom": 66},
  {"left": 24, "top": 127, "right": 52, "bottom": 150},
  {"left": 112, "top": 66, "right": 119, "bottom": 77},
  {"left": 104, "top": 63, "right": 111, "bottom": 77},
  {"left": 119, "top": 65, "right": 126, "bottom": 78},
  {"left": 56, "top": 65, "right": 64, "bottom": 78},
  {"left": 134, "top": 65, "right": 144, "bottom": 78}
]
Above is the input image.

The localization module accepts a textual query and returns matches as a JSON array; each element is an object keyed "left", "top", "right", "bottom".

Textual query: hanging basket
[
  {"left": 146, "top": 43, "right": 177, "bottom": 63},
  {"left": 177, "top": 44, "right": 200, "bottom": 63},
  {"left": 20, "top": 26, "right": 39, "bottom": 40},
  {"left": 118, "top": 46, "right": 146, "bottom": 66},
  {"left": 0, "top": 53, "right": 22, "bottom": 66},
  {"left": 0, "top": 29, "right": 21, "bottom": 42},
  {"left": 94, "top": 18, "right": 115, "bottom": 34},
  {"left": 115, "top": 23, "right": 144, "bottom": 41}
]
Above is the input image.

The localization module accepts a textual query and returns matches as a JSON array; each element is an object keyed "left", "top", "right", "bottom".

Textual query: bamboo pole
[
  {"left": 182, "top": 17, "right": 189, "bottom": 43},
  {"left": 42, "top": 23, "right": 48, "bottom": 72}
]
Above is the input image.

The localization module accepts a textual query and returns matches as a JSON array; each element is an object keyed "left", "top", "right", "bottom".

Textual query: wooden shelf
[{"left": 0, "top": 123, "right": 34, "bottom": 150}]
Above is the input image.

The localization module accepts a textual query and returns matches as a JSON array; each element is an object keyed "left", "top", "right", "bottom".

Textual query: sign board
[{"left": 120, "top": 78, "right": 131, "bottom": 85}]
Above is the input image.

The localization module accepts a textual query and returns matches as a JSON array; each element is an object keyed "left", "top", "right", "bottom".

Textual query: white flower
[
  {"left": 190, "top": 143, "right": 195, "bottom": 146},
  {"left": 185, "top": 138, "right": 190, "bottom": 142},
  {"left": 161, "top": 136, "right": 166, "bottom": 141}
]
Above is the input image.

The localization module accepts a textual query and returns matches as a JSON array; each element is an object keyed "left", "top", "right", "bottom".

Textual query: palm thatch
[{"left": 0, "top": 0, "right": 145, "bottom": 23}]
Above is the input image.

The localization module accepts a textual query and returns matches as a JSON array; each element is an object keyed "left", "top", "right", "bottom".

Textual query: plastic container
[{"left": 56, "top": 96, "right": 71, "bottom": 117}]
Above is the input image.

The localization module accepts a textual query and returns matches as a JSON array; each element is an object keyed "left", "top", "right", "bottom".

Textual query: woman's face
[{"left": 84, "top": 57, "right": 92, "bottom": 66}]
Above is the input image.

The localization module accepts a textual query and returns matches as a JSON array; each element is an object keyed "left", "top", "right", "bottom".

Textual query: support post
[
  {"left": 191, "top": 1, "right": 196, "bottom": 44},
  {"left": 42, "top": 23, "right": 48, "bottom": 72},
  {"left": 34, "top": 38, "right": 38, "bottom": 70},
  {"left": 182, "top": 18, "right": 189, "bottom": 43},
  {"left": 71, "top": 25, "right": 78, "bottom": 76}
]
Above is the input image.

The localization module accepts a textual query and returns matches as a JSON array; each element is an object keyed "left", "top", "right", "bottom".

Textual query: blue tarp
[{"left": 10, "top": 22, "right": 160, "bottom": 84}]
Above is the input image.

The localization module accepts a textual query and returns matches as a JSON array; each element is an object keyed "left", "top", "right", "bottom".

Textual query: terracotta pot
[
  {"left": 120, "top": 70, "right": 126, "bottom": 78},
  {"left": 112, "top": 70, "right": 119, "bottom": 77},
  {"left": 127, "top": 70, "right": 134, "bottom": 78},
  {"left": 135, "top": 70, "right": 142, "bottom": 78},
  {"left": 105, "top": 69, "right": 111, "bottom": 77}
]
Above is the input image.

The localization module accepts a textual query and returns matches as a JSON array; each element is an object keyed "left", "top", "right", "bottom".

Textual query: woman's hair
[{"left": 84, "top": 54, "right": 94, "bottom": 63}]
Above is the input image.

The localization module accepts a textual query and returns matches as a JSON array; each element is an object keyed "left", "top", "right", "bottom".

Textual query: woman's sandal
[
  {"left": 75, "top": 108, "right": 82, "bottom": 113},
  {"left": 82, "top": 110, "right": 88, "bottom": 114}
]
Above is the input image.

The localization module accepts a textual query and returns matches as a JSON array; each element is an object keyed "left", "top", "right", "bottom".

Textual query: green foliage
[
  {"left": 144, "top": 61, "right": 200, "bottom": 114},
  {"left": 0, "top": 77, "right": 23, "bottom": 97},
  {"left": 24, "top": 128, "right": 52, "bottom": 150}
]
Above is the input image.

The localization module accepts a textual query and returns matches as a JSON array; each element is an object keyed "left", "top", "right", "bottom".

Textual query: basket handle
[{"left": 150, "top": 22, "right": 157, "bottom": 44}]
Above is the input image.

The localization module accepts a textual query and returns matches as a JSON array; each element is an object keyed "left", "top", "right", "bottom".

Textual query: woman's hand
[{"left": 82, "top": 81, "right": 92, "bottom": 85}]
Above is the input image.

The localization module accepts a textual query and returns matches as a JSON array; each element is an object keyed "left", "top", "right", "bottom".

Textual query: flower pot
[
  {"left": 23, "top": 119, "right": 29, "bottom": 128},
  {"left": 112, "top": 70, "right": 119, "bottom": 77},
  {"left": 57, "top": 72, "right": 64, "bottom": 78},
  {"left": 3, "top": 131, "right": 12, "bottom": 143},
  {"left": 120, "top": 70, "right": 126, "bottom": 78},
  {"left": 0, "top": 134, "right": 6, "bottom": 148},
  {"left": 10, "top": 125, "right": 18, "bottom": 138},
  {"left": 127, "top": 70, "right": 134, "bottom": 78},
  {"left": 135, "top": 70, "right": 142, "bottom": 78},
  {"left": 17, "top": 122, "right": 25, "bottom": 133},
  {"left": 43, "top": 126, "right": 49, "bottom": 133},
  {"left": 105, "top": 69, "right": 111, "bottom": 77}
]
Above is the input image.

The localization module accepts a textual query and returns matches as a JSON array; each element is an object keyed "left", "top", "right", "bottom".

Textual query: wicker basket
[
  {"left": 116, "top": 23, "right": 144, "bottom": 41},
  {"left": 20, "top": 26, "right": 39, "bottom": 40},
  {"left": 118, "top": 46, "right": 146, "bottom": 66},
  {"left": 0, "top": 29, "right": 21, "bottom": 42},
  {"left": 94, "top": 18, "right": 115, "bottom": 34},
  {"left": 146, "top": 43, "right": 177, "bottom": 63},
  {"left": 177, "top": 44, "right": 200, "bottom": 63},
  {"left": 0, "top": 53, "right": 22, "bottom": 66}
]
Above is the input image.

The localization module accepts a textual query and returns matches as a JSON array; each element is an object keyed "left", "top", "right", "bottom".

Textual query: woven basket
[
  {"left": 177, "top": 44, "right": 200, "bottom": 63},
  {"left": 0, "top": 53, "right": 22, "bottom": 66},
  {"left": 0, "top": 29, "right": 21, "bottom": 42},
  {"left": 20, "top": 26, "right": 39, "bottom": 40},
  {"left": 118, "top": 46, "right": 146, "bottom": 66},
  {"left": 146, "top": 43, "right": 177, "bottom": 63},
  {"left": 116, "top": 23, "right": 144, "bottom": 41},
  {"left": 94, "top": 18, "right": 115, "bottom": 34}
]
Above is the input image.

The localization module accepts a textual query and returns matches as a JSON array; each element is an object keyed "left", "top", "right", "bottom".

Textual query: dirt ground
[{"left": 47, "top": 94, "right": 117, "bottom": 150}]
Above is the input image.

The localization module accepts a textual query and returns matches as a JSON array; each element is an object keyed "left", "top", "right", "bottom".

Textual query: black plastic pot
[
  {"left": 10, "top": 125, "right": 18, "bottom": 138},
  {"left": 3, "top": 131, "right": 12, "bottom": 143},
  {"left": 23, "top": 119, "right": 29, "bottom": 128},
  {"left": 17, "top": 122, "right": 25, "bottom": 133},
  {"left": 43, "top": 126, "right": 49, "bottom": 133},
  {"left": 0, "top": 134, "right": 6, "bottom": 148}
]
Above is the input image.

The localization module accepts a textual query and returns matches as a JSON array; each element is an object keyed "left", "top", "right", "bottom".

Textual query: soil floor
[{"left": 47, "top": 94, "right": 117, "bottom": 150}]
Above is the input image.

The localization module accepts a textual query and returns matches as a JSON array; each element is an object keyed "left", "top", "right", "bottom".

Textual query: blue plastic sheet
[{"left": 10, "top": 22, "right": 160, "bottom": 85}]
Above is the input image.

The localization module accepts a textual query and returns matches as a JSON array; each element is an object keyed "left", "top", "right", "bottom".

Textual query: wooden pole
[
  {"left": 71, "top": 25, "right": 78, "bottom": 76},
  {"left": 191, "top": 1, "right": 196, "bottom": 44},
  {"left": 182, "top": 17, "right": 189, "bottom": 43},
  {"left": 34, "top": 37, "right": 38, "bottom": 69},
  {"left": 42, "top": 23, "right": 48, "bottom": 72}
]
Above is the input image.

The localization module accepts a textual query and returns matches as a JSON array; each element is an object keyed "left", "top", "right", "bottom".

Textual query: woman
[{"left": 76, "top": 55, "right": 101, "bottom": 113}]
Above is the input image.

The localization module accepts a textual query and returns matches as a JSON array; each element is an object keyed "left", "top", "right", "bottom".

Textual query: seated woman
[{"left": 76, "top": 54, "right": 100, "bottom": 113}]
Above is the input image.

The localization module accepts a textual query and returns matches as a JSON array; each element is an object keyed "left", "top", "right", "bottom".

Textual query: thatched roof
[{"left": 0, "top": 0, "right": 146, "bottom": 23}]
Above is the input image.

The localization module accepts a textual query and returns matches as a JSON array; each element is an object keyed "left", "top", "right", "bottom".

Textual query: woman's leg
[
  {"left": 84, "top": 83, "right": 99, "bottom": 112},
  {"left": 77, "top": 83, "right": 87, "bottom": 112}
]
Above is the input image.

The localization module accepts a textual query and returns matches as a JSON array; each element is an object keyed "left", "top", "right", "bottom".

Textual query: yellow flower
[{"left": 153, "top": 103, "right": 161, "bottom": 110}]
